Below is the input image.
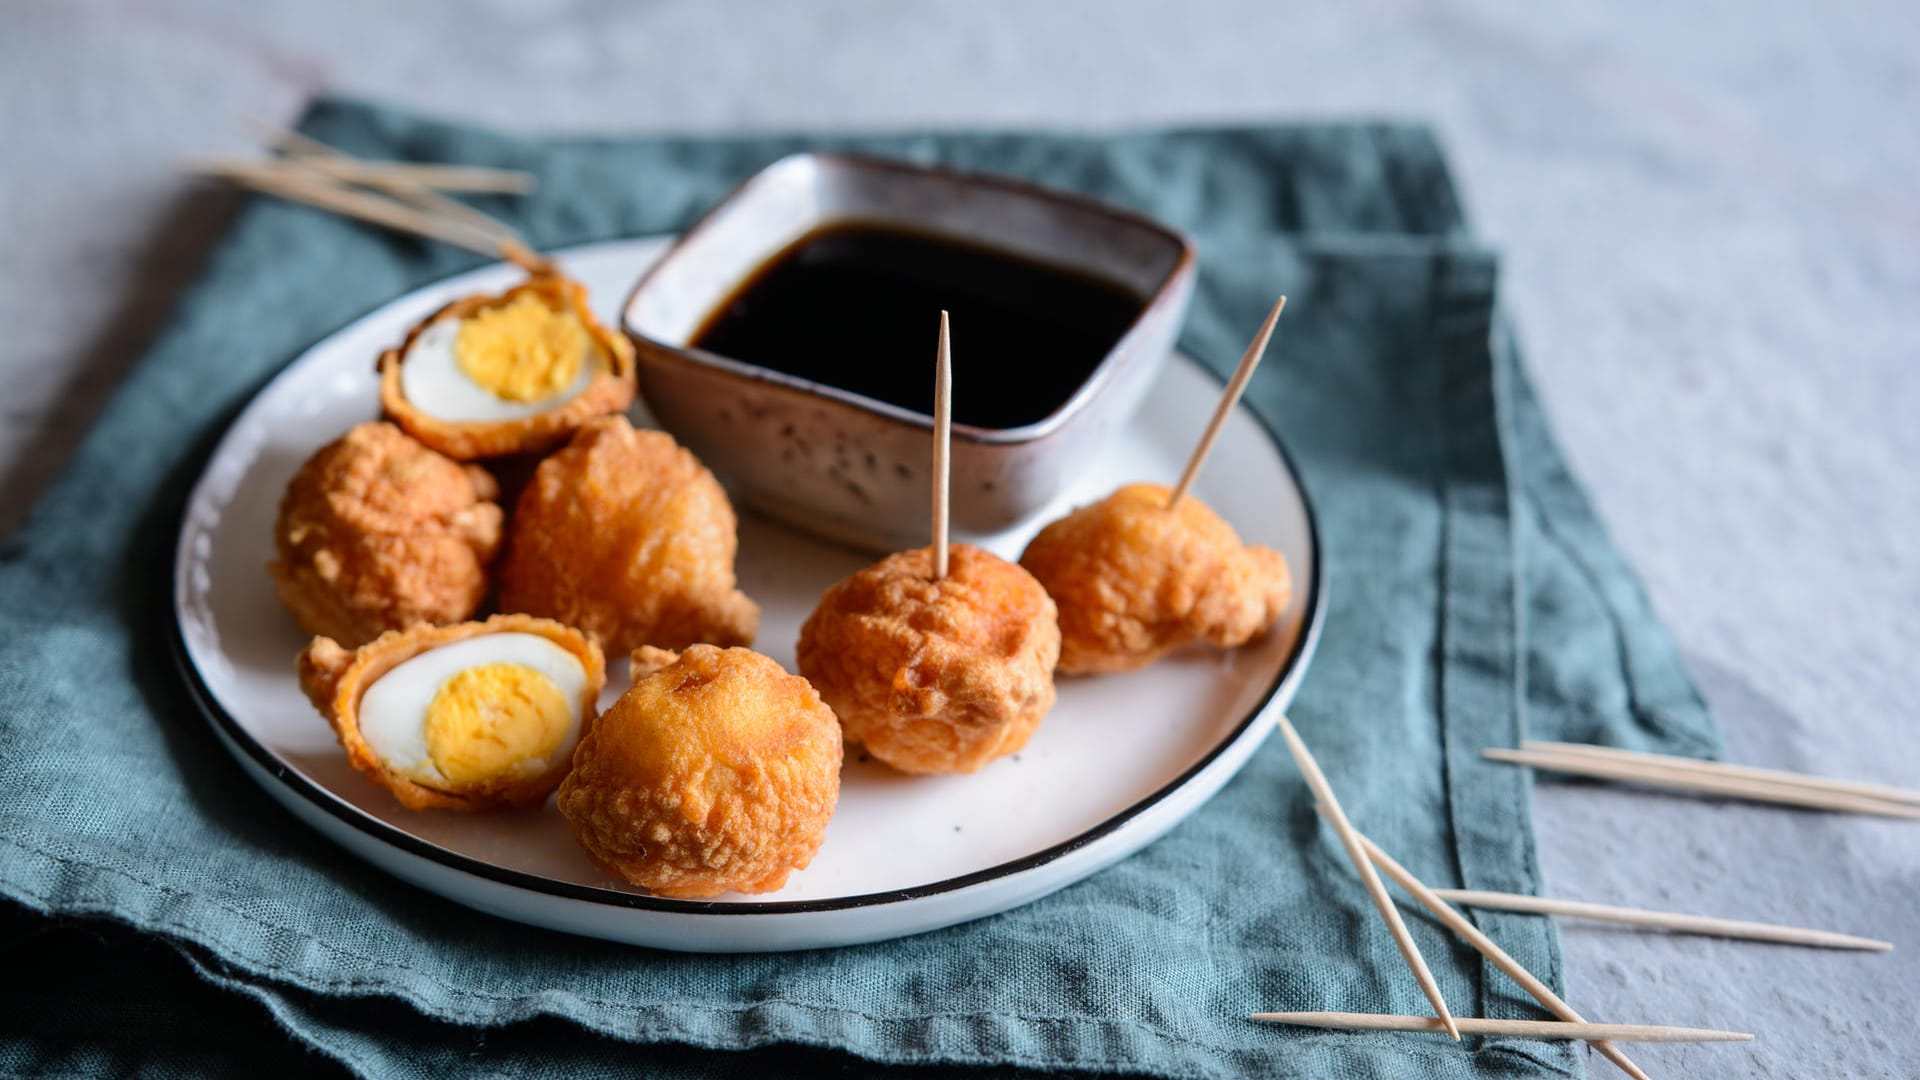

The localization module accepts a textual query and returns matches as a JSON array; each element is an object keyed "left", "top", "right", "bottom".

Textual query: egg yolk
[
  {"left": 423, "top": 662, "right": 573, "bottom": 785},
  {"left": 453, "top": 294, "right": 591, "bottom": 403}
]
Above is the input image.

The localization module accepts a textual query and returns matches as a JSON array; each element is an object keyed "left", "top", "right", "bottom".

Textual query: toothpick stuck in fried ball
[
  {"left": 798, "top": 543, "right": 1060, "bottom": 775},
  {"left": 1018, "top": 482, "right": 1290, "bottom": 675}
]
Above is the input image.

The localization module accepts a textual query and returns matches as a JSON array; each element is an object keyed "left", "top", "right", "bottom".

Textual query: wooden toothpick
[
  {"left": 187, "top": 158, "right": 553, "bottom": 275},
  {"left": 1521, "top": 740, "right": 1920, "bottom": 808},
  {"left": 1322, "top": 815, "right": 1649, "bottom": 1079},
  {"left": 262, "top": 146, "right": 521, "bottom": 245},
  {"left": 187, "top": 159, "right": 505, "bottom": 256},
  {"left": 1484, "top": 747, "right": 1920, "bottom": 819},
  {"left": 235, "top": 121, "right": 539, "bottom": 263},
  {"left": 257, "top": 124, "right": 538, "bottom": 192},
  {"left": 1168, "top": 294, "right": 1285, "bottom": 508},
  {"left": 932, "top": 310, "right": 953, "bottom": 578},
  {"left": 1429, "top": 888, "right": 1892, "bottom": 952},
  {"left": 1249, "top": 1012, "right": 1753, "bottom": 1044},
  {"left": 1275, "top": 714, "right": 1460, "bottom": 1040}
]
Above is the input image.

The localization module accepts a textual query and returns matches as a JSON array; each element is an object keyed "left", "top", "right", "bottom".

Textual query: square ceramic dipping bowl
[{"left": 622, "top": 151, "right": 1197, "bottom": 551}]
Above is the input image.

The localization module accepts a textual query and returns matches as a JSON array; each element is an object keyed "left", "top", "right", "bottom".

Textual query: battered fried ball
[
  {"left": 797, "top": 544, "right": 1060, "bottom": 775},
  {"left": 496, "top": 416, "right": 760, "bottom": 654},
  {"left": 269, "top": 421, "right": 503, "bottom": 648},
  {"left": 298, "top": 614, "right": 606, "bottom": 812},
  {"left": 557, "top": 644, "right": 842, "bottom": 898},
  {"left": 1018, "top": 482, "right": 1291, "bottom": 675}
]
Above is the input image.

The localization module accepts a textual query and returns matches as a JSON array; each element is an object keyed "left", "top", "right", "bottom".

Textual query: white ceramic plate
[{"left": 172, "top": 237, "right": 1325, "bottom": 952}]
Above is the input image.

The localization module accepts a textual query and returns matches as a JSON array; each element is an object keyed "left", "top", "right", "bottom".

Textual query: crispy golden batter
[
  {"left": 298, "top": 614, "right": 606, "bottom": 812},
  {"left": 497, "top": 416, "right": 759, "bottom": 655},
  {"left": 797, "top": 544, "right": 1059, "bottom": 775},
  {"left": 628, "top": 645, "right": 682, "bottom": 679},
  {"left": 1019, "top": 482, "right": 1290, "bottom": 674},
  {"left": 268, "top": 422, "right": 503, "bottom": 648},
  {"left": 557, "top": 644, "right": 842, "bottom": 898},
  {"left": 379, "top": 272, "right": 636, "bottom": 460}
]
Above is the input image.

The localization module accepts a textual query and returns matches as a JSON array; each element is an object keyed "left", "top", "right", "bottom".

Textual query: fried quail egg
[
  {"left": 378, "top": 274, "right": 638, "bottom": 460},
  {"left": 400, "top": 293, "right": 601, "bottom": 422},
  {"left": 299, "top": 615, "right": 607, "bottom": 812},
  {"left": 356, "top": 632, "right": 592, "bottom": 790}
]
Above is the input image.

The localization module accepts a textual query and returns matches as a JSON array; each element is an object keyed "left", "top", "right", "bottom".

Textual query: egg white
[
  {"left": 399, "top": 315, "right": 600, "bottom": 422},
  {"left": 356, "top": 632, "right": 590, "bottom": 789}
]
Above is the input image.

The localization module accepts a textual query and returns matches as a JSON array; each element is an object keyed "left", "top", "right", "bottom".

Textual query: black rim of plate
[{"left": 169, "top": 238, "right": 1327, "bottom": 918}]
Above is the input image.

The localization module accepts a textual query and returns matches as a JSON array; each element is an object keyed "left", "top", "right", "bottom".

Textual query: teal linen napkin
[{"left": 0, "top": 99, "right": 1714, "bottom": 1079}]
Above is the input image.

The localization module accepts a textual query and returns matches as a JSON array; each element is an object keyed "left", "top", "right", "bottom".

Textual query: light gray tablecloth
[{"left": 4, "top": 3, "right": 1916, "bottom": 1077}]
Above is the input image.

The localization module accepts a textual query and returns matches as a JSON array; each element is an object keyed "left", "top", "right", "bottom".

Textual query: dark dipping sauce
[{"left": 689, "top": 223, "right": 1145, "bottom": 430}]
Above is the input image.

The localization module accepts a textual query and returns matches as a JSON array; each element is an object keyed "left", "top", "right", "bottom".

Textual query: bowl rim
[{"left": 620, "top": 150, "right": 1198, "bottom": 447}]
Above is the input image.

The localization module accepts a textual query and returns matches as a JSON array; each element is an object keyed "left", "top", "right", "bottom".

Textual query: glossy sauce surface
[{"left": 690, "top": 224, "right": 1143, "bottom": 430}]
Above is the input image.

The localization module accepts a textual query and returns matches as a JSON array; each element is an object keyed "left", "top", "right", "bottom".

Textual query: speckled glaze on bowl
[{"left": 622, "top": 152, "right": 1196, "bottom": 551}]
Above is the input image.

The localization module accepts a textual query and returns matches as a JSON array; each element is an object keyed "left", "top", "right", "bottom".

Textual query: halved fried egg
[
  {"left": 357, "top": 632, "right": 592, "bottom": 791},
  {"left": 297, "top": 615, "right": 607, "bottom": 812},
  {"left": 378, "top": 274, "right": 637, "bottom": 461},
  {"left": 400, "top": 293, "right": 603, "bottom": 422}
]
